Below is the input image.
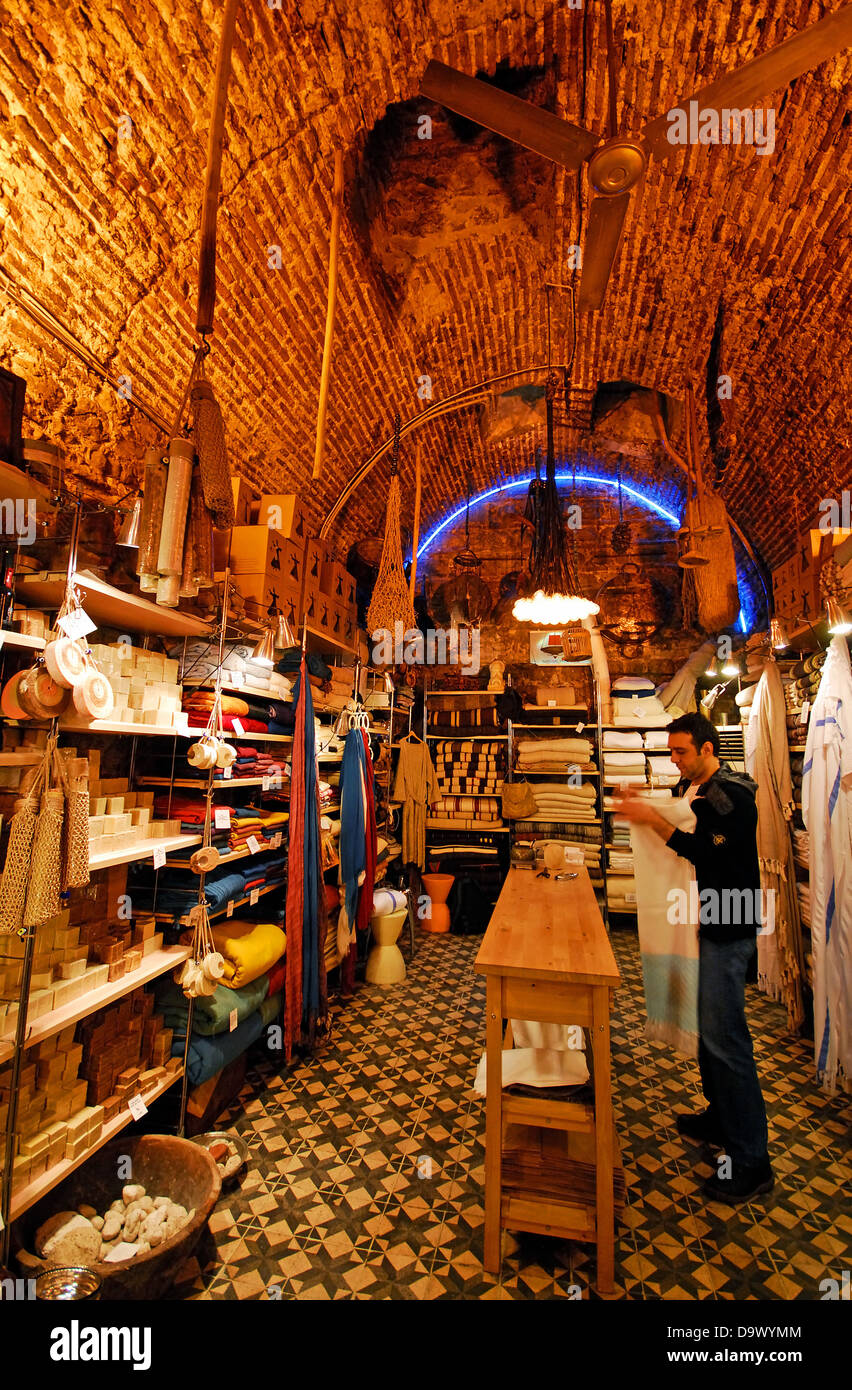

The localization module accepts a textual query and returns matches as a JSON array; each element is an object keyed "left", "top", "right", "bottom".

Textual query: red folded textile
[{"left": 266, "top": 959, "right": 286, "bottom": 998}]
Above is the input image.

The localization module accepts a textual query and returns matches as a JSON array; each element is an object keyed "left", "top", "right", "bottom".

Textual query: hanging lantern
[
  {"left": 512, "top": 373, "right": 599, "bottom": 624},
  {"left": 611, "top": 455, "right": 632, "bottom": 555},
  {"left": 434, "top": 463, "right": 491, "bottom": 628}
]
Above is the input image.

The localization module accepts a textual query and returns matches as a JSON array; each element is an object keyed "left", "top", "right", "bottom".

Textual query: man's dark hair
[{"left": 668, "top": 712, "right": 720, "bottom": 755}]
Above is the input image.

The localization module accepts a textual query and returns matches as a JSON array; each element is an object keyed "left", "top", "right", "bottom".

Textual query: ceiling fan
[{"left": 419, "top": 3, "right": 852, "bottom": 311}]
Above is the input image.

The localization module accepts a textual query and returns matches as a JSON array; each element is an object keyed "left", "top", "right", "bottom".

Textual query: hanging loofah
[
  {"left": 366, "top": 416, "right": 417, "bottom": 638},
  {"left": 24, "top": 789, "right": 64, "bottom": 927},
  {"left": 0, "top": 794, "right": 39, "bottom": 934}
]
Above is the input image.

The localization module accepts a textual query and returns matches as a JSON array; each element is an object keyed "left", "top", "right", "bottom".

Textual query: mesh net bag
[
  {"left": 0, "top": 795, "right": 39, "bottom": 934},
  {"left": 366, "top": 471, "right": 416, "bottom": 637},
  {"left": 192, "top": 378, "right": 235, "bottom": 530},
  {"left": 24, "top": 789, "right": 64, "bottom": 927},
  {"left": 58, "top": 754, "right": 90, "bottom": 891}
]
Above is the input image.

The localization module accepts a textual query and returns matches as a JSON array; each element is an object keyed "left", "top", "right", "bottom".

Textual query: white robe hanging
[{"left": 802, "top": 636, "right": 852, "bottom": 1092}]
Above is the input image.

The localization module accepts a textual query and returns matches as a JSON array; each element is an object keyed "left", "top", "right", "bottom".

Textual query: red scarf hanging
[{"left": 284, "top": 657, "right": 306, "bottom": 1060}]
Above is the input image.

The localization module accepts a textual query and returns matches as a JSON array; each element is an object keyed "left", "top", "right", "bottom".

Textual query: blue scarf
[{"left": 340, "top": 728, "right": 367, "bottom": 931}]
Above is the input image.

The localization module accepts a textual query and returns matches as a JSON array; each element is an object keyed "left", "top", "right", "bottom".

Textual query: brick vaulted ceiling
[{"left": 0, "top": 0, "right": 850, "bottom": 574}]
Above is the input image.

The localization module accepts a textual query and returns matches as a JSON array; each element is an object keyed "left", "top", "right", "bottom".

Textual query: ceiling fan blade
[
  {"left": 642, "top": 3, "right": 852, "bottom": 162},
  {"left": 420, "top": 60, "right": 599, "bottom": 170},
  {"left": 577, "top": 193, "right": 631, "bottom": 312}
]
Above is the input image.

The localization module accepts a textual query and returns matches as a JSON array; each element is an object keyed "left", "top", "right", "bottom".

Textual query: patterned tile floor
[{"left": 172, "top": 927, "right": 851, "bottom": 1300}]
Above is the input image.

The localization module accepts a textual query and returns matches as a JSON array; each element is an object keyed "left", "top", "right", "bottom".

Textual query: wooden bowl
[{"left": 14, "top": 1135, "right": 221, "bottom": 1301}]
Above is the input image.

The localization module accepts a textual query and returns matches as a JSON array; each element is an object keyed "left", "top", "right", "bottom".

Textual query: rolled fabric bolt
[
  {"left": 156, "top": 575, "right": 180, "bottom": 607},
  {"left": 138, "top": 448, "right": 168, "bottom": 578},
  {"left": 156, "top": 437, "right": 194, "bottom": 577}
]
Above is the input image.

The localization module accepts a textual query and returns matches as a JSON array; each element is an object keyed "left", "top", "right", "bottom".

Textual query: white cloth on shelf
[
  {"left": 603, "top": 730, "right": 644, "bottom": 750},
  {"left": 644, "top": 730, "right": 672, "bottom": 749}
]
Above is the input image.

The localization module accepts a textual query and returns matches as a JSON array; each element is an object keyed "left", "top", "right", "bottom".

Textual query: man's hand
[
  {"left": 614, "top": 791, "right": 659, "bottom": 824},
  {"left": 613, "top": 791, "right": 676, "bottom": 843}
]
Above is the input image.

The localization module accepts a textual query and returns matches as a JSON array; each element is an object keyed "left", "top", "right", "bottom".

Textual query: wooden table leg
[
  {"left": 483, "top": 974, "right": 503, "bottom": 1274},
  {"left": 592, "top": 985, "right": 615, "bottom": 1295}
]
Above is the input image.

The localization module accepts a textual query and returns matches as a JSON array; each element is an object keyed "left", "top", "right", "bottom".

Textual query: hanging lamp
[
  {"left": 512, "top": 372, "right": 599, "bottom": 625},
  {"left": 611, "top": 454, "right": 632, "bottom": 555},
  {"left": 437, "top": 462, "right": 492, "bottom": 628}
]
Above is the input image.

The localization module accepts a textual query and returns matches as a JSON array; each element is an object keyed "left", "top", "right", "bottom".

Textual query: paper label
[
  {"left": 625, "top": 892, "right": 637, "bottom": 905},
  {"left": 229, "top": 1008, "right": 238, "bottom": 1033},
  {"left": 547, "top": 699, "right": 556, "bottom": 707},
  {"left": 152, "top": 846, "right": 166, "bottom": 870},
  {"left": 262, "top": 775, "right": 271, "bottom": 791},
  {"left": 214, "top": 807, "right": 231, "bottom": 830},
  {"left": 246, "top": 835, "right": 261, "bottom": 855},
  {"left": 223, "top": 765, "right": 232, "bottom": 780},
  {"left": 127, "top": 1094, "right": 148, "bottom": 1120},
  {"left": 232, "top": 718, "right": 245, "bottom": 735},
  {"left": 249, "top": 888, "right": 260, "bottom": 906},
  {"left": 270, "top": 832, "right": 282, "bottom": 850},
  {"left": 230, "top": 671, "right": 244, "bottom": 687},
  {"left": 57, "top": 608, "right": 97, "bottom": 639},
  {"left": 576, "top": 722, "right": 585, "bottom": 733},
  {"left": 799, "top": 700, "right": 810, "bottom": 725},
  {"left": 226, "top": 899, "right": 235, "bottom": 917}
]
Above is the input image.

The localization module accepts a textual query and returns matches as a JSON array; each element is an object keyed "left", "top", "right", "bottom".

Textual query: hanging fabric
[
  {"left": 285, "top": 653, "right": 327, "bottom": 1058},
  {"left": 356, "top": 728, "right": 378, "bottom": 934},
  {"left": 393, "top": 737, "right": 438, "bottom": 871},
  {"left": 745, "top": 659, "right": 806, "bottom": 1030},
  {"left": 802, "top": 635, "right": 852, "bottom": 1092}
]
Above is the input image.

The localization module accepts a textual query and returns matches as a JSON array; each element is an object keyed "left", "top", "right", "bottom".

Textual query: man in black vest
[{"left": 616, "top": 712, "right": 773, "bottom": 1204}]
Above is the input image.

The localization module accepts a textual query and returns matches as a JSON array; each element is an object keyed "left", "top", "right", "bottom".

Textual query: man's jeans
[{"left": 698, "top": 934, "right": 769, "bottom": 1167}]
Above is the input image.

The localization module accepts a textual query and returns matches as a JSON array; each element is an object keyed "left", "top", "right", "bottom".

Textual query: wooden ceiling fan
[{"left": 419, "top": 2, "right": 852, "bottom": 312}]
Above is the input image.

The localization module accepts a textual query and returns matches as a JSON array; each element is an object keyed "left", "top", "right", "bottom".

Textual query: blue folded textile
[
  {"left": 155, "top": 974, "right": 270, "bottom": 1037},
  {"left": 171, "top": 1008, "right": 266, "bottom": 1086}
]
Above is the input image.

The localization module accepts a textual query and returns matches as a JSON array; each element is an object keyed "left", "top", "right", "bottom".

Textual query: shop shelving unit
[{"left": 505, "top": 658, "right": 610, "bottom": 926}]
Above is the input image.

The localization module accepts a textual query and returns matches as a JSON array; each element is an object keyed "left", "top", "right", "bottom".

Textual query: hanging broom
[{"left": 678, "top": 386, "right": 739, "bottom": 633}]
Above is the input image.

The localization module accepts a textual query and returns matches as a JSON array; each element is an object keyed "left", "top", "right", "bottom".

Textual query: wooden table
[{"left": 475, "top": 865, "right": 622, "bottom": 1294}]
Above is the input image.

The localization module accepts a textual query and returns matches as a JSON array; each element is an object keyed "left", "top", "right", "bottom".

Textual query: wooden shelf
[
  {"left": 182, "top": 677, "right": 291, "bottom": 702},
  {"left": 304, "top": 622, "right": 359, "bottom": 658},
  {"left": 425, "top": 733, "right": 507, "bottom": 740},
  {"left": 137, "top": 777, "right": 284, "bottom": 790},
  {"left": 168, "top": 831, "right": 287, "bottom": 869},
  {"left": 0, "top": 630, "right": 47, "bottom": 651},
  {"left": 0, "top": 459, "right": 53, "bottom": 506},
  {"left": 185, "top": 727, "right": 293, "bottom": 744},
  {"left": 9, "top": 1065, "right": 185, "bottom": 1221},
  {"left": 88, "top": 833, "right": 202, "bottom": 871},
  {"left": 17, "top": 571, "right": 212, "bottom": 638},
  {"left": 0, "top": 946, "right": 190, "bottom": 1065},
  {"left": 60, "top": 718, "right": 191, "bottom": 739},
  {"left": 511, "top": 817, "right": 602, "bottom": 826},
  {"left": 152, "top": 877, "right": 285, "bottom": 924}
]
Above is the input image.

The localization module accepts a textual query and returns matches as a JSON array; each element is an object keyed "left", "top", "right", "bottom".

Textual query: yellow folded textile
[
  {"left": 210, "top": 919, "right": 286, "bottom": 988},
  {"left": 185, "top": 693, "right": 250, "bottom": 717}
]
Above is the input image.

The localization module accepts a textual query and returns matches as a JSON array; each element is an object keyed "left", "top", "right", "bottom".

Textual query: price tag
[
  {"left": 226, "top": 899, "right": 235, "bottom": 917},
  {"left": 246, "top": 835, "right": 261, "bottom": 855},
  {"left": 214, "top": 807, "right": 231, "bottom": 830},
  {"left": 799, "top": 700, "right": 810, "bottom": 725},
  {"left": 232, "top": 718, "right": 245, "bottom": 735},
  {"left": 262, "top": 775, "right": 271, "bottom": 791},
  {"left": 229, "top": 1008, "right": 238, "bottom": 1033},
  {"left": 230, "top": 671, "right": 244, "bottom": 687},
  {"left": 57, "top": 607, "right": 97, "bottom": 639},
  {"left": 127, "top": 1094, "right": 148, "bottom": 1121},
  {"left": 223, "top": 765, "right": 232, "bottom": 780},
  {"left": 152, "top": 846, "right": 166, "bottom": 870},
  {"left": 576, "top": 722, "right": 585, "bottom": 733},
  {"left": 547, "top": 699, "right": 556, "bottom": 707},
  {"left": 270, "top": 832, "right": 282, "bottom": 850},
  {"left": 249, "top": 888, "right": 260, "bottom": 906}
]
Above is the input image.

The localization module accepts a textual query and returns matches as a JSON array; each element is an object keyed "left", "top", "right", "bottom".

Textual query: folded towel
[
  {"left": 155, "top": 972, "right": 270, "bottom": 1036},
  {"left": 603, "top": 730, "right": 644, "bottom": 750}
]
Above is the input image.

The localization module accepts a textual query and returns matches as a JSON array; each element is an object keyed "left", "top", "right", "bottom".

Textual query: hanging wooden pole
[
  {"left": 196, "top": 0, "right": 240, "bottom": 336},
  {"left": 409, "top": 443, "right": 422, "bottom": 601},
  {"left": 312, "top": 148, "right": 344, "bottom": 480}
]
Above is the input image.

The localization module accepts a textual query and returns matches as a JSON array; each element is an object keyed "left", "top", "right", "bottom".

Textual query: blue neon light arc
[{"left": 417, "top": 472, "right": 681, "bottom": 559}]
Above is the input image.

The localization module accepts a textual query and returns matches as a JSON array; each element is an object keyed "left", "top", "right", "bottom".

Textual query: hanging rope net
[{"left": 366, "top": 416, "right": 416, "bottom": 638}]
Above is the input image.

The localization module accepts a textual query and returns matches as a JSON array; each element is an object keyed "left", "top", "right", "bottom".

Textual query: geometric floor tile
[{"left": 171, "top": 927, "right": 851, "bottom": 1301}]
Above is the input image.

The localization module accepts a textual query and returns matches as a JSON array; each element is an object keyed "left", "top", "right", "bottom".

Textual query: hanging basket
[{"left": 561, "top": 626, "right": 592, "bottom": 660}]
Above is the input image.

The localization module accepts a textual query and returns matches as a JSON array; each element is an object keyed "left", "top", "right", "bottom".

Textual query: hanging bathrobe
[
  {"left": 392, "top": 737, "right": 438, "bottom": 871},
  {"left": 802, "top": 636, "right": 852, "bottom": 1092},
  {"left": 745, "top": 659, "right": 806, "bottom": 1030}
]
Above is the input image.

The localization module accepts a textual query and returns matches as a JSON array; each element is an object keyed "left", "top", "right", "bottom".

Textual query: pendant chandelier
[
  {"left": 512, "top": 370, "right": 599, "bottom": 625},
  {"left": 436, "top": 462, "right": 491, "bottom": 628}
]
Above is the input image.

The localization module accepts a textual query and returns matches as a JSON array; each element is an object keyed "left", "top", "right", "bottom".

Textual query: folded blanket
[
  {"left": 603, "top": 730, "right": 644, "bottom": 750},
  {"left": 603, "top": 751, "right": 648, "bottom": 768},
  {"left": 175, "top": 1008, "right": 266, "bottom": 1087},
  {"left": 155, "top": 972, "right": 270, "bottom": 1036},
  {"left": 517, "top": 738, "right": 592, "bottom": 758},
  {"left": 210, "top": 919, "right": 286, "bottom": 988},
  {"left": 643, "top": 731, "right": 671, "bottom": 749}
]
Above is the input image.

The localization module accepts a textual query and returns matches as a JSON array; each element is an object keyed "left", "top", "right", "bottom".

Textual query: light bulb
[
  {"left": 826, "top": 597, "right": 852, "bottom": 636},
  {"left": 511, "top": 589, "right": 600, "bottom": 624}
]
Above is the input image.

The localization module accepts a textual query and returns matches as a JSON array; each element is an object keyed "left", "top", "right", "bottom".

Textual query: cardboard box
[
  {"left": 231, "top": 475, "right": 258, "bottom": 527},
  {"left": 321, "top": 559, "right": 350, "bottom": 604},
  {"left": 215, "top": 525, "right": 289, "bottom": 576},
  {"left": 258, "top": 493, "right": 308, "bottom": 542},
  {"left": 303, "top": 539, "right": 327, "bottom": 590}
]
